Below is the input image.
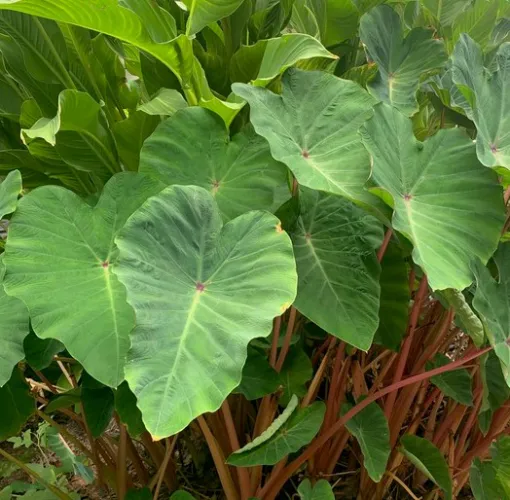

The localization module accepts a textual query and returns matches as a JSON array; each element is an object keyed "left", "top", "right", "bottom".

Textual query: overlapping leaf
[
  {"left": 115, "top": 185, "right": 297, "bottom": 438},
  {"left": 0, "top": 169, "right": 21, "bottom": 219},
  {"left": 3, "top": 173, "right": 161, "bottom": 387},
  {"left": 233, "top": 68, "right": 376, "bottom": 202},
  {"left": 360, "top": 103, "right": 504, "bottom": 290},
  {"left": 297, "top": 479, "right": 334, "bottom": 500},
  {"left": 359, "top": 5, "right": 447, "bottom": 116},
  {"left": 451, "top": 34, "right": 510, "bottom": 169},
  {"left": 291, "top": 187, "right": 383, "bottom": 350},
  {"left": 227, "top": 396, "right": 325, "bottom": 466},
  {"left": 473, "top": 242, "right": 510, "bottom": 385},
  {"left": 140, "top": 107, "right": 288, "bottom": 221}
]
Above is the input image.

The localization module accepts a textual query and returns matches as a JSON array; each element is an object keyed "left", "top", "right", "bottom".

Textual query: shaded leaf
[
  {"left": 359, "top": 5, "right": 447, "bottom": 116},
  {"left": 291, "top": 187, "right": 383, "bottom": 350},
  {"left": 115, "top": 185, "right": 297, "bottom": 438},
  {"left": 115, "top": 382, "right": 146, "bottom": 438},
  {"left": 279, "top": 347, "right": 313, "bottom": 406},
  {"left": 470, "top": 457, "right": 503, "bottom": 500},
  {"left": 374, "top": 242, "right": 409, "bottom": 351},
  {"left": 344, "top": 401, "right": 390, "bottom": 482},
  {"left": 297, "top": 479, "right": 334, "bottom": 500},
  {"left": 82, "top": 384, "right": 114, "bottom": 438},
  {"left": 360, "top": 102, "right": 504, "bottom": 291},
  {"left": 234, "top": 347, "right": 280, "bottom": 400},
  {"left": 4, "top": 173, "right": 162, "bottom": 387},
  {"left": 0, "top": 369, "right": 34, "bottom": 440},
  {"left": 429, "top": 353, "right": 473, "bottom": 406},
  {"left": 228, "top": 396, "right": 325, "bottom": 466},
  {"left": 140, "top": 107, "right": 288, "bottom": 221},
  {"left": 185, "top": 0, "right": 245, "bottom": 36},
  {"left": 45, "top": 389, "right": 81, "bottom": 413},
  {"left": 23, "top": 331, "right": 63, "bottom": 371},
  {"left": 400, "top": 435, "right": 452, "bottom": 500}
]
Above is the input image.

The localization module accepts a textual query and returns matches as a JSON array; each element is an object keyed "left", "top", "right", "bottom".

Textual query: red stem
[
  {"left": 377, "top": 228, "right": 393, "bottom": 262},
  {"left": 260, "top": 345, "right": 492, "bottom": 499}
]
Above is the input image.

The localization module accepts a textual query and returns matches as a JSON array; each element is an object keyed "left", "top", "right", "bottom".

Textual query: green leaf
[
  {"left": 480, "top": 351, "right": 510, "bottom": 417},
  {"left": 3, "top": 173, "right": 162, "bottom": 387},
  {"left": 360, "top": 102, "right": 504, "bottom": 291},
  {"left": 0, "top": 369, "right": 34, "bottom": 440},
  {"left": 440, "top": 289, "right": 484, "bottom": 347},
  {"left": 112, "top": 112, "right": 160, "bottom": 172},
  {"left": 400, "top": 435, "right": 452, "bottom": 500},
  {"left": 0, "top": 263, "right": 29, "bottom": 387},
  {"left": 126, "top": 488, "right": 152, "bottom": 500},
  {"left": 140, "top": 107, "right": 288, "bottom": 221},
  {"left": 227, "top": 396, "right": 325, "bottom": 466},
  {"left": 115, "top": 382, "right": 146, "bottom": 438},
  {"left": 428, "top": 353, "right": 473, "bottom": 406},
  {"left": 82, "top": 384, "right": 114, "bottom": 438},
  {"left": 323, "top": 0, "right": 359, "bottom": 47},
  {"left": 21, "top": 89, "right": 120, "bottom": 179},
  {"left": 279, "top": 347, "right": 313, "bottom": 406},
  {"left": 169, "top": 491, "right": 196, "bottom": 500},
  {"left": 451, "top": 35, "right": 510, "bottom": 170},
  {"left": 185, "top": 0, "right": 245, "bottom": 36},
  {"left": 492, "top": 435, "right": 510, "bottom": 497},
  {"left": 23, "top": 331, "right": 63, "bottom": 371},
  {"left": 119, "top": 0, "right": 176, "bottom": 42},
  {"left": 115, "top": 185, "right": 297, "bottom": 439},
  {"left": 374, "top": 242, "right": 410, "bottom": 351},
  {"left": 46, "top": 427, "right": 94, "bottom": 483},
  {"left": 359, "top": 4, "right": 447, "bottom": 116},
  {"left": 233, "top": 68, "right": 376, "bottom": 202},
  {"left": 473, "top": 242, "right": 510, "bottom": 385},
  {"left": 297, "top": 479, "right": 334, "bottom": 500},
  {"left": 0, "top": 169, "right": 21, "bottom": 219},
  {"left": 421, "top": 0, "right": 470, "bottom": 27},
  {"left": 234, "top": 347, "right": 280, "bottom": 400},
  {"left": 343, "top": 401, "right": 390, "bottom": 482},
  {"left": 138, "top": 89, "right": 188, "bottom": 116},
  {"left": 291, "top": 187, "right": 383, "bottom": 350},
  {"left": 45, "top": 389, "right": 81, "bottom": 413},
  {"left": 229, "top": 33, "right": 335, "bottom": 85},
  {"left": 470, "top": 457, "right": 503, "bottom": 500}
]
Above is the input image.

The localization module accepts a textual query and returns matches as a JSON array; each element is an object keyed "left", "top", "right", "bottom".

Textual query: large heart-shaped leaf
[
  {"left": 0, "top": 169, "right": 21, "bottom": 219},
  {"left": 3, "top": 173, "right": 161, "bottom": 387},
  {"left": 233, "top": 69, "right": 376, "bottom": 202},
  {"left": 0, "top": 261, "right": 29, "bottom": 387},
  {"left": 291, "top": 187, "right": 383, "bottom": 350},
  {"left": 227, "top": 396, "right": 325, "bottom": 466},
  {"left": 344, "top": 400, "right": 390, "bottom": 482},
  {"left": 359, "top": 4, "right": 447, "bottom": 116},
  {"left": 473, "top": 242, "right": 510, "bottom": 385},
  {"left": 140, "top": 107, "right": 288, "bottom": 221},
  {"left": 115, "top": 185, "right": 297, "bottom": 438},
  {"left": 400, "top": 435, "right": 452, "bottom": 500},
  {"left": 451, "top": 34, "right": 510, "bottom": 170},
  {"left": 360, "top": 103, "right": 504, "bottom": 291},
  {"left": 0, "top": 368, "right": 34, "bottom": 440},
  {"left": 229, "top": 33, "right": 335, "bottom": 85}
]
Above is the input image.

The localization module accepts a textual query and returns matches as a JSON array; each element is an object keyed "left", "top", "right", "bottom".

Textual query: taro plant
[{"left": 1, "top": 0, "right": 510, "bottom": 499}]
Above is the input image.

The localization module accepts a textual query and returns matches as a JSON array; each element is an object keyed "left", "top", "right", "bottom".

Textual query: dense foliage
[{"left": 1, "top": 0, "right": 510, "bottom": 499}]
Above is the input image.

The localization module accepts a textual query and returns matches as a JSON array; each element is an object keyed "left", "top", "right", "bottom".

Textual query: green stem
[{"left": 0, "top": 447, "right": 73, "bottom": 500}]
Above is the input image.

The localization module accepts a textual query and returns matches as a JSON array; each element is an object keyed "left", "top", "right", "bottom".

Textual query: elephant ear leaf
[
  {"left": 3, "top": 173, "right": 161, "bottom": 388},
  {"left": 298, "top": 478, "right": 334, "bottom": 500},
  {"left": 359, "top": 4, "right": 447, "bottom": 116},
  {"left": 115, "top": 185, "right": 297, "bottom": 439},
  {"left": 451, "top": 34, "right": 510, "bottom": 170},
  {"left": 472, "top": 242, "right": 510, "bottom": 386},
  {"left": 360, "top": 102, "right": 504, "bottom": 291}
]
